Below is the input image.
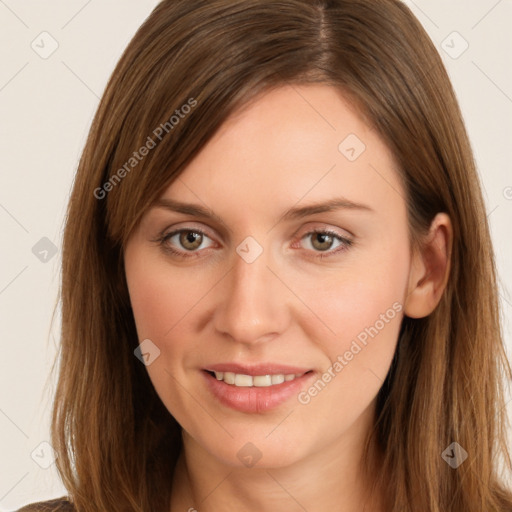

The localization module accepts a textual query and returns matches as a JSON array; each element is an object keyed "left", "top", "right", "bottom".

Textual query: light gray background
[{"left": 0, "top": 1, "right": 511, "bottom": 509}]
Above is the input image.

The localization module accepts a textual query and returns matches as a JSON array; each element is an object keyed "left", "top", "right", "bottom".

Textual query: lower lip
[{"left": 202, "top": 370, "right": 314, "bottom": 413}]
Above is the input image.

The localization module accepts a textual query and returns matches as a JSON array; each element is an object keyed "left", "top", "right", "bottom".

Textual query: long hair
[{"left": 50, "top": 0, "right": 512, "bottom": 510}]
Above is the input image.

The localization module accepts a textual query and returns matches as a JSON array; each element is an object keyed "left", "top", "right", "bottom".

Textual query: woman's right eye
[{"left": 157, "top": 228, "right": 215, "bottom": 258}]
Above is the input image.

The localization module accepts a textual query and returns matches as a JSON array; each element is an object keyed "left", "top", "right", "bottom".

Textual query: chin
[{"left": 189, "top": 424, "right": 312, "bottom": 469}]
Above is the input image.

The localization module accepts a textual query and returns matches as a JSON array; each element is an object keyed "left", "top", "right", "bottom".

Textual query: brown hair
[{"left": 48, "top": 0, "right": 512, "bottom": 510}]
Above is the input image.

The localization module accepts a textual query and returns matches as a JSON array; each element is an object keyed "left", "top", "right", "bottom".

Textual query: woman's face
[{"left": 124, "top": 84, "right": 412, "bottom": 468}]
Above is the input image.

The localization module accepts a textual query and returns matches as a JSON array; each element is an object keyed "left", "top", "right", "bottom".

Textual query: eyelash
[{"left": 154, "top": 227, "right": 353, "bottom": 260}]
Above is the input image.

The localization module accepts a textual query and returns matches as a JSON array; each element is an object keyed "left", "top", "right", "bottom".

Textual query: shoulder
[{"left": 15, "top": 496, "right": 75, "bottom": 512}]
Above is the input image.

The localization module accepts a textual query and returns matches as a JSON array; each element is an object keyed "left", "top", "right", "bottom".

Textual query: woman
[{"left": 17, "top": 0, "right": 512, "bottom": 510}]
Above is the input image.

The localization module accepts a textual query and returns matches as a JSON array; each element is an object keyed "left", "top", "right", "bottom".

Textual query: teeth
[
  {"left": 224, "top": 372, "right": 235, "bottom": 384},
  {"left": 253, "top": 375, "right": 272, "bottom": 387},
  {"left": 271, "top": 374, "right": 285, "bottom": 385},
  {"left": 213, "top": 371, "right": 303, "bottom": 387},
  {"left": 235, "top": 374, "right": 253, "bottom": 387}
]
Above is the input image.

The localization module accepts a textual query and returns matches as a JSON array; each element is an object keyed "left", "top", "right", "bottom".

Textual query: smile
[{"left": 202, "top": 365, "right": 315, "bottom": 413}]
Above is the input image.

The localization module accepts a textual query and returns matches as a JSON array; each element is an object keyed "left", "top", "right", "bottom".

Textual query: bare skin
[{"left": 124, "top": 84, "right": 452, "bottom": 511}]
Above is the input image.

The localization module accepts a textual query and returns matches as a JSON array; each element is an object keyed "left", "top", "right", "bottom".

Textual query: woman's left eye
[
  {"left": 155, "top": 227, "right": 353, "bottom": 260},
  {"left": 297, "top": 229, "right": 353, "bottom": 258}
]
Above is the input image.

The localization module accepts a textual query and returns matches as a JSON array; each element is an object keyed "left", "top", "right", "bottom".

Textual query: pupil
[
  {"left": 315, "top": 233, "right": 332, "bottom": 250},
  {"left": 181, "top": 231, "right": 201, "bottom": 250}
]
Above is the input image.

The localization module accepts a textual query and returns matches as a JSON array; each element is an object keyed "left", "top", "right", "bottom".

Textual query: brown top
[{"left": 16, "top": 497, "right": 75, "bottom": 511}]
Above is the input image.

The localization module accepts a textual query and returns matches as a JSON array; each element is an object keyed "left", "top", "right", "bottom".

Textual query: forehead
[{"left": 159, "top": 84, "right": 405, "bottom": 223}]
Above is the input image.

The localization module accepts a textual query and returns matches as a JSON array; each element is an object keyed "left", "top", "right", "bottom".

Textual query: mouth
[{"left": 201, "top": 364, "right": 315, "bottom": 413}]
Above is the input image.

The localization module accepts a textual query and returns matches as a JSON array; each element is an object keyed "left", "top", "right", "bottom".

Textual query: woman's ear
[{"left": 404, "top": 212, "right": 453, "bottom": 318}]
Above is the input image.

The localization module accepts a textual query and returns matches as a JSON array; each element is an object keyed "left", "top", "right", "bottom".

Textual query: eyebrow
[{"left": 152, "top": 196, "right": 374, "bottom": 229}]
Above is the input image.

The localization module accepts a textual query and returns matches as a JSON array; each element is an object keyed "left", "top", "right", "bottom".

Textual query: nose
[{"left": 213, "top": 240, "right": 290, "bottom": 346}]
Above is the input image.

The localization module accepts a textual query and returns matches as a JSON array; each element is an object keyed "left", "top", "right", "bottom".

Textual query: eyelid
[
  {"left": 157, "top": 222, "right": 216, "bottom": 240},
  {"left": 294, "top": 222, "right": 354, "bottom": 240}
]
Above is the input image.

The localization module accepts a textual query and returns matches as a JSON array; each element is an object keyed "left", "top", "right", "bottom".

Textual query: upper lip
[{"left": 204, "top": 363, "right": 312, "bottom": 376}]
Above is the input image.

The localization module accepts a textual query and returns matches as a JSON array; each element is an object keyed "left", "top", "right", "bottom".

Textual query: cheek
[
  {"left": 126, "top": 266, "right": 171, "bottom": 341},
  {"left": 124, "top": 255, "right": 211, "bottom": 417},
  {"left": 125, "top": 253, "right": 213, "bottom": 343},
  {"left": 293, "top": 235, "right": 409, "bottom": 403},
  {"left": 299, "top": 238, "right": 408, "bottom": 345}
]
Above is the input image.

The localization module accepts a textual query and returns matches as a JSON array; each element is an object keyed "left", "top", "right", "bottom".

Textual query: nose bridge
[{"left": 213, "top": 236, "right": 287, "bottom": 344}]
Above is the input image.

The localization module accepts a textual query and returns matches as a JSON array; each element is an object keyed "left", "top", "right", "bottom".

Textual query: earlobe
[{"left": 404, "top": 213, "right": 453, "bottom": 319}]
